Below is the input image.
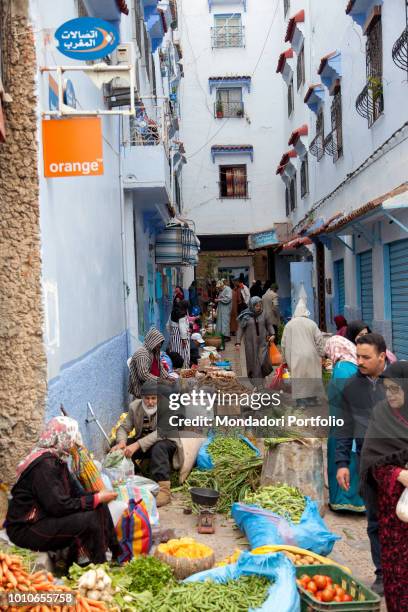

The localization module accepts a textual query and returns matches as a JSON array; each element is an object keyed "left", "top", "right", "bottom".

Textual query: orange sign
[{"left": 42, "top": 117, "right": 104, "bottom": 178}]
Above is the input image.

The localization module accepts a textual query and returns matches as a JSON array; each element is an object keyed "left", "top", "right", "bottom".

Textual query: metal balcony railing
[
  {"left": 129, "top": 102, "right": 171, "bottom": 150},
  {"left": 214, "top": 101, "right": 244, "bottom": 118},
  {"left": 392, "top": 25, "right": 408, "bottom": 73},
  {"left": 309, "top": 133, "right": 324, "bottom": 161},
  {"left": 355, "top": 81, "right": 384, "bottom": 127},
  {"left": 218, "top": 180, "right": 249, "bottom": 199},
  {"left": 211, "top": 26, "right": 245, "bottom": 48}
]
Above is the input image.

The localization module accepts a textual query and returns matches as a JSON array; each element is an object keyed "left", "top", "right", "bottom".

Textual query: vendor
[
  {"left": 111, "top": 382, "right": 184, "bottom": 507},
  {"left": 190, "top": 332, "right": 205, "bottom": 366},
  {"left": 128, "top": 327, "right": 174, "bottom": 398},
  {"left": 5, "top": 417, "right": 119, "bottom": 568}
]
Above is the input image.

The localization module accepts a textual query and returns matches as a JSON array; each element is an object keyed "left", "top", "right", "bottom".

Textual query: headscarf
[
  {"left": 345, "top": 320, "right": 370, "bottom": 344},
  {"left": 293, "top": 297, "right": 310, "bottom": 318},
  {"left": 171, "top": 299, "right": 188, "bottom": 322},
  {"left": 325, "top": 335, "right": 357, "bottom": 366},
  {"left": 360, "top": 362, "right": 408, "bottom": 509},
  {"left": 16, "top": 417, "right": 83, "bottom": 479},
  {"left": 237, "top": 296, "right": 263, "bottom": 329},
  {"left": 334, "top": 315, "right": 347, "bottom": 330}
]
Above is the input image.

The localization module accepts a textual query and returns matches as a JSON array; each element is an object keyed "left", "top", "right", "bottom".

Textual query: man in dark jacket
[{"left": 335, "top": 333, "right": 387, "bottom": 595}]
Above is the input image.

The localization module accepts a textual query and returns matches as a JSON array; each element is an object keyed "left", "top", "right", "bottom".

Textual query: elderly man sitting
[{"left": 111, "top": 382, "right": 183, "bottom": 507}]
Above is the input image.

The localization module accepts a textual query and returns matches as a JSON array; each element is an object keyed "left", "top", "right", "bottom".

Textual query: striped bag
[
  {"left": 70, "top": 445, "right": 105, "bottom": 493},
  {"left": 116, "top": 497, "right": 152, "bottom": 562}
]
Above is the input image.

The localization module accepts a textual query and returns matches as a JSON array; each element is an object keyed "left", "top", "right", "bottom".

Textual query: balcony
[
  {"left": 218, "top": 181, "right": 249, "bottom": 199},
  {"left": 355, "top": 81, "right": 383, "bottom": 127},
  {"left": 309, "top": 133, "right": 324, "bottom": 161},
  {"left": 392, "top": 25, "right": 408, "bottom": 73},
  {"left": 122, "top": 104, "right": 171, "bottom": 207},
  {"left": 211, "top": 26, "right": 245, "bottom": 48},
  {"left": 214, "top": 101, "right": 244, "bottom": 118}
]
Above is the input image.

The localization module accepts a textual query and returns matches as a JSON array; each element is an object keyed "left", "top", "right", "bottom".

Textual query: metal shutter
[
  {"left": 359, "top": 250, "right": 373, "bottom": 326},
  {"left": 334, "top": 259, "right": 345, "bottom": 315},
  {"left": 390, "top": 239, "right": 408, "bottom": 359}
]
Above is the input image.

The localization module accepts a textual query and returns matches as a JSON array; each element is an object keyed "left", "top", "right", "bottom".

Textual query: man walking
[
  {"left": 336, "top": 333, "right": 387, "bottom": 595},
  {"left": 262, "top": 282, "right": 280, "bottom": 337}
]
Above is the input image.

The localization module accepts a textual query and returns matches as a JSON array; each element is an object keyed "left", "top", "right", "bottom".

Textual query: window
[
  {"left": 366, "top": 14, "right": 383, "bottom": 125},
  {"left": 297, "top": 45, "right": 305, "bottom": 90},
  {"left": 287, "top": 77, "right": 294, "bottom": 117},
  {"left": 215, "top": 88, "right": 244, "bottom": 118},
  {"left": 300, "top": 155, "right": 309, "bottom": 198},
  {"left": 284, "top": 0, "right": 290, "bottom": 17},
  {"left": 289, "top": 174, "right": 297, "bottom": 211},
  {"left": 219, "top": 165, "right": 248, "bottom": 199},
  {"left": 212, "top": 15, "right": 244, "bottom": 48},
  {"left": 285, "top": 184, "right": 290, "bottom": 216},
  {"left": 331, "top": 89, "right": 343, "bottom": 161},
  {"left": 310, "top": 107, "right": 325, "bottom": 160}
]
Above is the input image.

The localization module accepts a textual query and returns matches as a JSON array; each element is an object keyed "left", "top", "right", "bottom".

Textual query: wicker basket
[
  {"left": 154, "top": 548, "right": 215, "bottom": 579},
  {"left": 204, "top": 336, "right": 222, "bottom": 349},
  {"left": 0, "top": 488, "right": 9, "bottom": 527}
]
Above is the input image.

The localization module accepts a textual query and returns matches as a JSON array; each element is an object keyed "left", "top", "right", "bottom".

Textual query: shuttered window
[
  {"left": 359, "top": 250, "right": 374, "bottom": 326},
  {"left": 334, "top": 259, "right": 345, "bottom": 316},
  {"left": 389, "top": 239, "right": 408, "bottom": 359}
]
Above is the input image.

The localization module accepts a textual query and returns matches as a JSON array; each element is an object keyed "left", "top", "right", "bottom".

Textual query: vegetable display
[
  {"left": 215, "top": 548, "right": 242, "bottom": 567},
  {"left": 244, "top": 484, "right": 306, "bottom": 523},
  {"left": 103, "top": 450, "right": 126, "bottom": 469},
  {"left": 297, "top": 574, "right": 354, "bottom": 603},
  {"left": 183, "top": 456, "right": 263, "bottom": 514},
  {"left": 146, "top": 575, "right": 271, "bottom": 611},
  {"left": 77, "top": 567, "right": 113, "bottom": 603},
  {"left": 207, "top": 436, "right": 256, "bottom": 463},
  {"left": 157, "top": 538, "right": 213, "bottom": 560}
]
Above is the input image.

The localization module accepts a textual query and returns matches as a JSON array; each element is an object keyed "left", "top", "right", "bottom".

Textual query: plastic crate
[{"left": 296, "top": 565, "right": 381, "bottom": 611}]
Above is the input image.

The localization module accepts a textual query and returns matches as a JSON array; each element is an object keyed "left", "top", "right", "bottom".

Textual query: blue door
[
  {"left": 333, "top": 259, "right": 345, "bottom": 315},
  {"left": 358, "top": 250, "right": 373, "bottom": 327},
  {"left": 389, "top": 239, "right": 408, "bottom": 359},
  {"left": 290, "top": 261, "right": 315, "bottom": 320}
]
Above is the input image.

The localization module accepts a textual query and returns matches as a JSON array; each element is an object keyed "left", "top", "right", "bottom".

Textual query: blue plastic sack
[
  {"left": 196, "top": 432, "right": 261, "bottom": 470},
  {"left": 185, "top": 551, "right": 299, "bottom": 612},
  {"left": 232, "top": 497, "right": 340, "bottom": 556}
]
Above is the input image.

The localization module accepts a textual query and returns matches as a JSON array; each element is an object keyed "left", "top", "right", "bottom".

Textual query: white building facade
[
  {"left": 272, "top": 0, "right": 408, "bottom": 354},
  {"left": 179, "top": 0, "right": 289, "bottom": 288}
]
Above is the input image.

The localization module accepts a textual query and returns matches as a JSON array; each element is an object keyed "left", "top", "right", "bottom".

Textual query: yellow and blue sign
[{"left": 55, "top": 17, "right": 119, "bottom": 61}]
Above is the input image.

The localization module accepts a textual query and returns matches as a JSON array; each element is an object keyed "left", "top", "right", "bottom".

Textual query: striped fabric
[
  {"left": 168, "top": 321, "right": 190, "bottom": 368},
  {"left": 116, "top": 498, "right": 152, "bottom": 562},
  {"left": 71, "top": 446, "right": 105, "bottom": 493}
]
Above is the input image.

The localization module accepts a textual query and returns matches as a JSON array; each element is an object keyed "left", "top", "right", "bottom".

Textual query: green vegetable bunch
[
  {"left": 244, "top": 483, "right": 306, "bottom": 523},
  {"left": 145, "top": 575, "right": 271, "bottom": 611},
  {"left": 103, "top": 450, "right": 126, "bottom": 468},
  {"left": 207, "top": 436, "right": 256, "bottom": 463}
]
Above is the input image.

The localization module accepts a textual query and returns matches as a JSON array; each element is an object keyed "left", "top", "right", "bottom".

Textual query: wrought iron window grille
[
  {"left": 392, "top": 1, "right": 408, "bottom": 75},
  {"left": 211, "top": 26, "right": 245, "bottom": 48},
  {"left": 310, "top": 108, "right": 325, "bottom": 160},
  {"left": 330, "top": 90, "right": 343, "bottom": 161},
  {"left": 297, "top": 45, "right": 305, "bottom": 90},
  {"left": 356, "top": 15, "right": 384, "bottom": 127},
  {"left": 300, "top": 155, "right": 309, "bottom": 198},
  {"left": 290, "top": 174, "right": 297, "bottom": 211},
  {"left": 288, "top": 77, "right": 294, "bottom": 117}
]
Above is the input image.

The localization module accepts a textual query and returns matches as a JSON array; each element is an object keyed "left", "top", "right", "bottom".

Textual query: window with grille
[
  {"left": 212, "top": 15, "right": 244, "bottom": 48},
  {"left": 285, "top": 184, "right": 290, "bottom": 216},
  {"left": 313, "top": 108, "right": 325, "bottom": 161},
  {"left": 331, "top": 89, "right": 343, "bottom": 161},
  {"left": 366, "top": 14, "right": 383, "bottom": 125},
  {"left": 284, "top": 0, "right": 290, "bottom": 17},
  {"left": 215, "top": 88, "right": 244, "bottom": 118},
  {"left": 219, "top": 165, "right": 248, "bottom": 199},
  {"left": 289, "top": 174, "right": 297, "bottom": 211},
  {"left": 297, "top": 45, "right": 305, "bottom": 90},
  {"left": 300, "top": 155, "right": 309, "bottom": 198},
  {"left": 287, "top": 77, "right": 294, "bottom": 117}
]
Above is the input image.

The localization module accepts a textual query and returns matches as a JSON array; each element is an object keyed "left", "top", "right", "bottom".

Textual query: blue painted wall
[{"left": 46, "top": 332, "right": 128, "bottom": 457}]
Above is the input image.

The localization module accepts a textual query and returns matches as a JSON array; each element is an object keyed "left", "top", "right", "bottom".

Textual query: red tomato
[
  {"left": 315, "top": 592, "right": 323, "bottom": 601},
  {"left": 307, "top": 580, "right": 318, "bottom": 594},
  {"left": 342, "top": 594, "right": 353, "bottom": 602},
  {"left": 326, "top": 577, "right": 333, "bottom": 585},
  {"left": 335, "top": 586, "right": 346, "bottom": 597},
  {"left": 321, "top": 587, "right": 335, "bottom": 602},
  {"left": 300, "top": 574, "right": 311, "bottom": 585},
  {"left": 315, "top": 575, "right": 328, "bottom": 590},
  {"left": 333, "top": 595, "right": 342, "bottom": 602}
]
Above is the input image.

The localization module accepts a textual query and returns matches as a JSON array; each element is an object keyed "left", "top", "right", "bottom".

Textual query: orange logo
[{"left": 42, "top": 117, "right": 104, "bottom": 178}]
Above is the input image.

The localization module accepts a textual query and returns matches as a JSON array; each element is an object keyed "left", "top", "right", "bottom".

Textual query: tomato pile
[{"left": 297, "top": 574, "right": 354, "bottom": 603}]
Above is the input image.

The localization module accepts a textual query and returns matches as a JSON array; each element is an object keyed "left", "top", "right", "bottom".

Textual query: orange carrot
[{"left": 46, "top": 573, "right": 54, "bottom": 583}]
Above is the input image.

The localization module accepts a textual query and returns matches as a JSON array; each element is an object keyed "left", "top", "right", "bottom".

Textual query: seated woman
[
  {"left": 5, "top": 417, "right": 119, "bottom": 567},
  {"left": 360, "top": 362, "right": 408, "bottom": 612}
]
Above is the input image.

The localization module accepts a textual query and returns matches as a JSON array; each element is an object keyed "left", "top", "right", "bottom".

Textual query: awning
[
  {"left": 209, "top": 76, "right": 251, "bottom": 93},
  {"left": 156, "top": 221, "right": 200, "bottom": 266},
  {"left": 288, "top": 124, "right": 308, "bottom": 159},
  {"left": 276, "top": 149, "right": 297, "bottom": 178},
  {"left": 276, "top": 49, "right": 294, "bottom": 84},
  {"left": 211, "top": 145, "right": 254, "bottom": 163},
  {"left": 346, "top": 0, "right": 383, "bottom": 29},
  {"left": 304, "top": 84, "right": 325, "bottom": 114},
  {"left": 277, "top": 236, "right": 313, "bottom": 253},
  {"left": 318, "top": 51, "right": 342, "bottom": 94},
  {"left": 285, "top": 10, "right": 305, "bottom": 53}
]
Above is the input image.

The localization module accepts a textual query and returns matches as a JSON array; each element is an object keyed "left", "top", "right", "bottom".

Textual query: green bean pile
[
  {"left": 207, "top": 436, "right": 256, "bottom": 463},
  {"left": 184, "top": 456, "right": 263, "bottom": 514},
  {"left": 244, "top": 483, "right": 306, "bottom": 523},
  {"left": 146, "top": 575, "right": 271, "bottom": 611}
]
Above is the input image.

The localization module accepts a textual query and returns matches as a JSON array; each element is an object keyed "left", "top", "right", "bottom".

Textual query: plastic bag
[
  {"left": 185, "top": 551, "right": 300, "bottom": 612},
  {"left": 114, "top": 480, "right": 159, "bottom": 528},
  {"left": 269, "top": 342, "right": 283, "bottom": 366},
  {"left": 102, "top": 454, "right": 134, "bottom": 485},
  {"left": 125, "top": 475, "right": 160, "bottom": 497},
  {"left": 196, "top": 432, "right": 261, "bottom": 471},
  {"left": 396, "top": 487, "right": 408, "bottom": 522},
  {"left": 268, "top": 363, "right": 290, "bottom": 391},
  {"left": 232, "top": 496, "right": 340, "bottom": 556},
  {"left": 260, "top": 344, "right": 273, "bottom": 377}
]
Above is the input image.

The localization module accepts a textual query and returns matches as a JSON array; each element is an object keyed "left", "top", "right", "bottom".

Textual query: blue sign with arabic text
[{"left": 55, "top": 17, "right": 119, "bottom": 61}]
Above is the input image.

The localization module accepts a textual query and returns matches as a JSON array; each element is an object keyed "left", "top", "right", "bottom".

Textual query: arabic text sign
[
  {"left": 42, "top": 117, "right": 104, "bottom": 178},
  {"left": 248, "top": 229, "right": 278, "bottom": 249},
  {"left": 55, "top": 17, "right": 119, "bottom": 61}
]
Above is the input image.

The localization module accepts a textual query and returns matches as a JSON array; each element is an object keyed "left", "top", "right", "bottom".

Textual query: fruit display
[
  {"left": 297, "top": 573, "right": 354, "bottom": 603},
  {"left": 156, "top": 538, "right": 214, "bottom": 560}
]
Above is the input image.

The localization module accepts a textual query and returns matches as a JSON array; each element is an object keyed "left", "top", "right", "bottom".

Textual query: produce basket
[
  {"left": 204, "top": 336, "right": 222, "bottom": 349},
  {"left": 296, "top": 565, "right": 381, "bottom": 611},
  {"left": 155, "top": 540, "right": 215, "bottom": 580}
]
